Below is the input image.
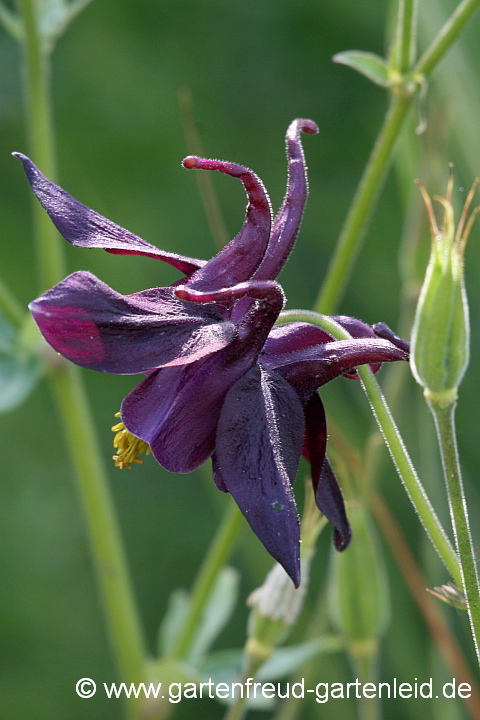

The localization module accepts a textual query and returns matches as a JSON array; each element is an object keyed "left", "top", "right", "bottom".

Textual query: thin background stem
[
  {"left": 314, "top": 0, "right": 480, "bottom": 315},
  {"left": 172, "top": 497, "right": 244, "bottom": 660},
  {"left": 18, "top": 1, "right": 146, "bottom": 715}
]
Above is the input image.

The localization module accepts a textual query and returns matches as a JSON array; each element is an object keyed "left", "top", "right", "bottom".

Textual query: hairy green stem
[
  {"left": 398, "top": 0, "right": 416, "bottom": 72},
  {"left": 276, "top": 311, "right": 462, "bottom": 586},
  {"left": 315, "top": 0, "right": 480, "bottom": 314},
  {"left": 172, "top": 498, "right": 244, "bottom": 660},
  {"left": 18, "top": 1, "right": 146, "bottom": 715},
  {"left": 428, "top": 399, "right": 480, "bottom": 663}
]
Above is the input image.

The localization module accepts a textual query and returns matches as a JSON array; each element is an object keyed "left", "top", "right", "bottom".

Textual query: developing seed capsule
[
  {"left": 410, "top": 171, "right": 479, "bottom": 403},
  {"left": 328, "top": 504, "right": 389, "bottom": 651}
]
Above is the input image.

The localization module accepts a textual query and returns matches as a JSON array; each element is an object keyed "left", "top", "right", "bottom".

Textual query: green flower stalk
[{"left": 411, "top": 170, "right": 480, "bottom": 663}]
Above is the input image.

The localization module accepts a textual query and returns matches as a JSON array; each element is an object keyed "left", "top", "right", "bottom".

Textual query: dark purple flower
[{"left": 16, "top": 120, "right": 408, "bottom": 586}]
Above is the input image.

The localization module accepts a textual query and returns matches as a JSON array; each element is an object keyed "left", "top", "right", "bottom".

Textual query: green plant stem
[
  {"left": 0, "top": 277, "right": 25, "bottom": 326},
  {"left": 172, "top": 498, "right": 244, "bottom": 660},
  {"left": 18, "top": 0, "right": 64, "bottom": 291},
  {"left": 315, "top": 0, "right": 480, "bottom": 314},
  {"left": 19, "top": 1, "right": 146, "bottom": 715},
  {"left": 352, "top": 650, "right": 380, "bottom": 720},
  {"left": 399, "top": 0, "right": 415, "bottom": 72},
  {"left": 52, "top": 367, "right": 147, "bottom": 697},
  {"left": 276, "top": 311, "right": 462, "bottom": 586},
  {"left": 314, "top": 96, "right": 410, "bottom": 315},
  {"left": 428, "top": 399, "right": 480, "bottom": 663},
  {"left": 416, "top": 0, "right": 480, "bottom": 77}
]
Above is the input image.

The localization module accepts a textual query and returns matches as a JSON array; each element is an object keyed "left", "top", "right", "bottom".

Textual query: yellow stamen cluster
[{"left": 112, "top": 412, "right": 151, "bottom": 469}]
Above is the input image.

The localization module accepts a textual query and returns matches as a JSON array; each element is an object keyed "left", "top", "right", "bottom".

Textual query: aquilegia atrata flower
[{"left": 15, "top": 119, "right": 408, "bottom": 585}]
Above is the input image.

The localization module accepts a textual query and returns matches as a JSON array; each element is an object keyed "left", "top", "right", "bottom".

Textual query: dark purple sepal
[
  {"left": 262, "top": 338, "right": 409, "bottom": 396},
  {"left": 304, "top": 393, "right": 351, "bottom": 551},
  {"left": 29, "top": 271, "right": 235, "bottom": 374},
  {"left": 303, "top": 391, "right": 327, "bottom": 471},
  {"left": 183, "top": 157, "right": 272, "bottom": 291},
  {"left": 215, "top": 365, "right": 305, "bottom": 587},
  {"left": 121, "top": 346, "right": 257, "bottom": 473},
  {"left": 13, "top": 153, "right": 205, "bottom": 275},
  {"left": 211, "top": 453, "right": 228, "bottom": 492},
  {"left": 317, "top": 458, "right": 352, "bottom": 551}
]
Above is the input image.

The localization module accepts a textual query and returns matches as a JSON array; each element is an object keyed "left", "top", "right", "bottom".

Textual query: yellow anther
[{"left": 111, "top": 412, "right": 151, "bottom": 469}]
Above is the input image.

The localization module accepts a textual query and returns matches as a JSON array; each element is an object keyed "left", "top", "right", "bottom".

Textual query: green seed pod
[
  {"left": 328, "top": 503, "right": 389, "bottom": 652},
  {"left": 410, "top": 175, "right": 478, "bottom": 403}
]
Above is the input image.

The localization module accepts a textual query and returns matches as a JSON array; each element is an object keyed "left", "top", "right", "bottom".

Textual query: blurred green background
[{"left": 1, "top": 0, "right": 480, "bottom": 718}]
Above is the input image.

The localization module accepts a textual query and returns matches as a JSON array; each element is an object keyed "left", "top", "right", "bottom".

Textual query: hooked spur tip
[
  {"left": 182, "top": 156, "right": 199, "bottom": 169},
  {"left": 290, "top": 118, "right": 320, "bottom": 136},
  {"left": 175, "top": 285, "right": 189, "bottom": 300}
]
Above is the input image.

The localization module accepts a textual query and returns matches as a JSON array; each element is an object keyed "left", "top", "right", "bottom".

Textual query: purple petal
[
  {"left": 13, "top": 153, "right": 205, "bottom": 275},
  {"left": 252, "top": 119, "right": 319, "bottom": 281},
  {"left": 215, "top": 365, "right": 305, "bottom": 587},
  {"left": 304, "top": 393, "right": 350, "bottom": 551},
  {"left": 183, "top": 157, "right": 272, "bottom": 290},
  {"left": 261, "top": 337, "right": 409, "bottom": 396},
  {"left": 303, "top": 391, "right": 327, "bottom": 469},
  {"left": 29, "top": 271, "right": 235, "bottom": 374},
  {"left": 263, "top": 322, "right": 333, "bottom": 356},
  {"left": 176, "top": 279, "right": 285, "bottom": 351},
  {"left": 121, "top": 349, "right": 256, "bottom": 473},
  {"left": 121, "top": 280, "right": 287, "bottom": 471},
  {"left": 316, "top": 458, "right": 352, "bottom": 551}
]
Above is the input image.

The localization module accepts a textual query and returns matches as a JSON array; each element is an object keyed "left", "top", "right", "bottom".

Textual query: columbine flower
[{"left": 16, "top": 120, "right": 408, "bottom": 585}]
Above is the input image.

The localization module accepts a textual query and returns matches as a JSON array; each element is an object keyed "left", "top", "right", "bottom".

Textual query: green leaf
[
  {"left": 196, "top": 636, "right": 343, "bottom": 710},
  {"left": 158, "top": 567, "right": 240, "bottom": 661},
  {"left": 197, "top": 650, "right": 274, "bottom": 710},
  {"left": 40, "top": 0, "right": 95, "bottom": 49},
  {"left": 257, "top": 635, "right": 344, "bottom": 680},
  {"left": 188, "top": 567, "right": 240, "bottom": 664},
  {"left": 0, "top": 355, "right": 42, "bottom": 413},
  {"left": 333, "top": 50, "right": 394, "bottom": 87},
  {"left": 158, "top": 589, "right": 190, "bottom": 657}
]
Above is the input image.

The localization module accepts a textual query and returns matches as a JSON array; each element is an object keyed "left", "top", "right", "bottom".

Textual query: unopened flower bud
[
  {"left": 410, "top": 171, "right": 478, "bottom": 403},
  {"left": 328, "top": 503, "right": 389, "bottom": 652}
]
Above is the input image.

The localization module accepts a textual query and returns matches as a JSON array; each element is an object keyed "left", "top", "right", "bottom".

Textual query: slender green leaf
[
  {"left": 188, "top": 567, "right": 240, "bottom": 664},
  {"left": 158, "top": 589, "right": 190, "bottom": 657},
  {"left": 333, "top": 50, "right": 394, "bottom": 87},
  {"left": 256, "top": 635, "right": 344, "bottom": 681}
]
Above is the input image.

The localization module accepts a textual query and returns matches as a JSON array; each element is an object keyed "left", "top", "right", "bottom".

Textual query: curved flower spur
[{"left": 16, "top": 120, "right": 409, "bottom": 586}]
